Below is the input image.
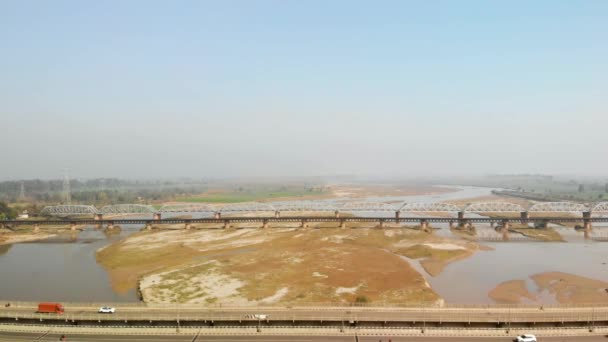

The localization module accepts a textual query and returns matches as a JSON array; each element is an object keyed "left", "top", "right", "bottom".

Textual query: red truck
[{"left": 37, "top": 302, "right": 64, "bottom": 314}]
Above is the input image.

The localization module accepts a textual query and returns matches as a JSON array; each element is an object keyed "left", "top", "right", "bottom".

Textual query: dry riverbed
[
  {"left": 96, "top": 227, "right": 480, "bottom": 305},
  {"left": 490, "top": 272, "right": 608, "bottom": 304}
]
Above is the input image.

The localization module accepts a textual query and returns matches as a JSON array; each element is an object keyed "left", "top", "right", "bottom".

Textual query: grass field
[{"left": 177, "top": 189, "right": 328, "bottom": 203}]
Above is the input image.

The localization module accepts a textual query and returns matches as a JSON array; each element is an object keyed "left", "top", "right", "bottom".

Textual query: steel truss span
[
  {"left": 99, "top": 204, "right": 155, "bottom": 214},
  {"left": 220, "top": 203, "right": 276, "bottom": 213},
  {"left": 399, "top": 202, "right": 461, "bottom": 212},
  {"left": 274, "top": 201, "right": 338, "bottom": 212},
  {"left": 158, "top": 203, "right": 217, "bottom": 213},
  {"left": 464, "top": 202, "right": 525, "bottom": 213},
  {"left": 340, "top": 202, "right": 397, "bottom": 212},
  {"left": 592, "top": 202, "right": 608, "bottom": 212},
  {"left": 39, "top": 200, "right": 606, "bottom": 217},
  {"left": 528, "top": 202, "right": 589, "bottom": 212},
  {"left": 40, "top": 205, "right": 99, "bottom": 216}
]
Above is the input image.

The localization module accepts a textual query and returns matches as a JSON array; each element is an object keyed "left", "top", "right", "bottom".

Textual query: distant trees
[{"left": 0, "top": 202, "right": 17, "bottom": 220}]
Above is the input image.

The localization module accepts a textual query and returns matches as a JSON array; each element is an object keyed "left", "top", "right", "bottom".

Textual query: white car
[
  {"left": 98, "top": 306, "right": 116, "bottom": 314},
  {"left": 514, "top": 334, "right": 537, "bottom": 342},
  {"left": 245, "top": 314, "right": 268, "bottom": 320}
]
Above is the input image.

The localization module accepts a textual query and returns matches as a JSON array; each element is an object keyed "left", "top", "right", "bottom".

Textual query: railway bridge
[{"left": 2, "top": 201, "right": 607, "bottom": 232}]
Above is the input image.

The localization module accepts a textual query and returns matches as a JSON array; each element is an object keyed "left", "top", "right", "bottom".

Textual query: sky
[{"left": 1, "top": 0, "right": 607, "bottom": 180}]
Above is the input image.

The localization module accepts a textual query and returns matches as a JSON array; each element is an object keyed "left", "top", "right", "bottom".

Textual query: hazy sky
[{"left": 1, "top": 1, "right": 607, "bottom": 180}]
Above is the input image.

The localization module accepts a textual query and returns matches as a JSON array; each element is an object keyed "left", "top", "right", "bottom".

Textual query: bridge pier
[
  {"left": 490, "top": 221, "right": 495, "bottom": 228},
  {"left": 223, "top": 220, "right": 231, "bottom": 229},
  {"left": 395, "top": 211, "right": 400, "bottom": 223},
  {"left": 274, "top": 211, "right": 280, "bottom": 218},
  {"left": 339, "top": 219, "right": 346, "bottom": 229},
  {"left": 457, "top": 211, "right": 466, "bottom": 228},
  {"left": 300, "top": 219, "right": 308, "bottom": 228},
  {"left": 420, "top": 219, "right": 429, "bottom": 231},
  {"left": 520, "top": 211, "right": 529, "bottom": 225},
  {"left": 583, "top": 211, "right": 592, "bottom": 231},
  {"left": 70, "top": 222, "right": 77, "bottom": 231},
  {"left": 378, "top": 219, "right": 384, "bottom": 228},
  {"left": 106, "top": 221, "right": 114, "bottom": 230},
  {"left": 448, "top": 220, "right": 454, "bottom": 229},
  {"left": 145, "top": 222, "right": 152, "bottom": 230},
  {"left": 334, "top": 210, "right": 340, "bottom": 219},
  {"left": 262, "top": 219, "right": 269, "bottom": 229},
  {"left": 33, "top": 224, "right": 40, "bottom": 232},
  {"left": 214, "top": 212, "right": 221, "bottom": 219},
  {"left": 94, "top": 214, "right": 103, "bottom": 221},
  {"left": 184, "top": 221, "right": 192, "bottom": 230},
  {"left": 500, "top": 220, "right": 510, "bottom": 240},
  {"left": 153, "top": 213, "right": 161, "bottom": 221}
]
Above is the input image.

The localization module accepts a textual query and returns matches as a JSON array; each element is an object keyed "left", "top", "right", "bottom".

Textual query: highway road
[
  {"left": 1, "top": 332, "right": 608, "bottom": 341},
  {"left": 2, "top": 304, "right": 607, "bottom": 324}
]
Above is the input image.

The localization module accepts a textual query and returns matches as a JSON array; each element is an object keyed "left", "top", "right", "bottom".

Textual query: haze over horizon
[{"left": 1, "top": 1, "right": 607, "bottom": 180}]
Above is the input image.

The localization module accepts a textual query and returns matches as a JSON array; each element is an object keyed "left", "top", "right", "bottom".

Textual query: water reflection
[{"left": 0, "top": 244, "right": 12, "bottom": 256}]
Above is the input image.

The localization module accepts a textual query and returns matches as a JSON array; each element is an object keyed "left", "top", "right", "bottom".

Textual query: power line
[{"left": 63, "top": 169, "right": 71, "bottom": 204}]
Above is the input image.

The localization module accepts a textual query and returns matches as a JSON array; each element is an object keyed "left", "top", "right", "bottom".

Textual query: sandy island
[
  {"left": 97, "top": 225, "right": 481, "bottom": 305},
  {"left": 490, "top": 272, "right": 608, "bottom": 304}
]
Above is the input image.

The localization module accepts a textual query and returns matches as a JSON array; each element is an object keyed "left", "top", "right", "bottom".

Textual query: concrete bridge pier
[
  {"left": 106, "top": 221, "right": 114, "bottom": 230},
  {"left": 583, "top": 211, "right": 592, "bottom": 231},
  {"left": 420, "top": 219, "right": 429, "bottom": 231},
  {"left": 448, "top": 220, "right": 454, "bottom": 229},
  {"left": 339, "top": 219, "right": 346, "bottom": 229},
  {"left": 94, "top": 214, "right": 103, "bottom": 221},
  {"left": 395, "top": 211, "right": 400, "bottom": 224},
  {"left": 214, "top": 212, "right": 221, "bottom": 219},
  {"left": 490, "top": 221, "right": 495, "bottom": 228},
  {"left": 378, "top": 219, "right": 384, "bottom": 228},
  {"left": 520, "top": 211, "right": 529, "bottom": 225},
  {"left": 300, "top": 219, "right": 308, "bottom": 228},
  {"left": 274, "top": 211, "right": 280, "bottom": 218},
  {"left": 33, "top": 224, "right": 40, "bottom": 232},
  {"left": 223, "top": 220, "right": 231, "bottom": 229},
  {"left": 70, "top": 222, "right": 77, "bottom": 231},
  {"left": 153, "top": 213, "right": 161, "bottom": 221},
  {"left": 500, "top": 220, "right": 510, "bottom": 240},
  {"left": 262, "top": 219, "right": 269, "bottom": 229},
  {"left": 457, "top": 211, "right": 466, "bottom": 227},
  {"left": 145, "top": 222, "right": 152, "bottom": 230},
  {"left": 184, "top": 221, "right": 192, "bottom": 230},
  {"left": 334, "top": 211, "right": 340, "bottom": 218}
]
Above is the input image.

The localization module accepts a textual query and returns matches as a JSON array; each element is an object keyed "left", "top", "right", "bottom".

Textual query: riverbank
[{"left": 0, "top": 229, "right": 56, "bottom": 245}]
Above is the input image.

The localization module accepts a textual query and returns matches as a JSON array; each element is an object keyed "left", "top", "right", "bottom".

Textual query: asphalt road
[
  {"left": 2, "top": 305, "right": 605, "bottom": 324},
  {"left": 1, "top": 332, "right": 608, "bottom": 342}
]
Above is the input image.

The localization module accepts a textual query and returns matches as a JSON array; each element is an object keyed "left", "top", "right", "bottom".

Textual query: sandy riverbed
[{"left": 97, "top": 226, "right": 480, "bottom": 305}]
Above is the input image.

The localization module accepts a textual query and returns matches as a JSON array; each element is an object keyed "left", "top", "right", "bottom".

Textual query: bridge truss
[
  {"left": 528, "top": 202, "right": 589, "bottom": 213},
  {"left": 100, "top": 204, "right": 156, "bottom": 215},
  {"left": 41, "top": 205, "right": 99, "bottom": 216},
  {"left": 464, "top": 202, "right": 525, "bottom": 213}
]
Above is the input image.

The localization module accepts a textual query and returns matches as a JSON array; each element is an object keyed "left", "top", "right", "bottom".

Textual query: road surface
[{"left": 1, "top": 332, "right": 607, "bottom": 341}]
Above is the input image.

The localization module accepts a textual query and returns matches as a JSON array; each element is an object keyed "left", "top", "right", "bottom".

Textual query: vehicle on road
[
  {"left": 245, "top": 314, "right": 268, "bottom": 320},
  {"left": 98, "top": 306, "right": 116, "bottom": 314},
  {"left": 37, "top": 302, "right": 64, "bottom": 314},
  {"left": 514, "top": 334, "right": 537, "bottom": 342}
]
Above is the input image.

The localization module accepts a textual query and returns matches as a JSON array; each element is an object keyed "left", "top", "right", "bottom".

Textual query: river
[{"left": 1, "top": 185, "right": 607, "bottom": 304}]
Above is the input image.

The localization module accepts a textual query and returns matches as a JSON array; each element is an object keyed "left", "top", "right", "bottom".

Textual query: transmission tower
[
  {"left": 63, "top": 169, "right": 71, "bottom": 204},
  {"left": 18, "top": 181, "right": 25, "bottom": 202}
]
